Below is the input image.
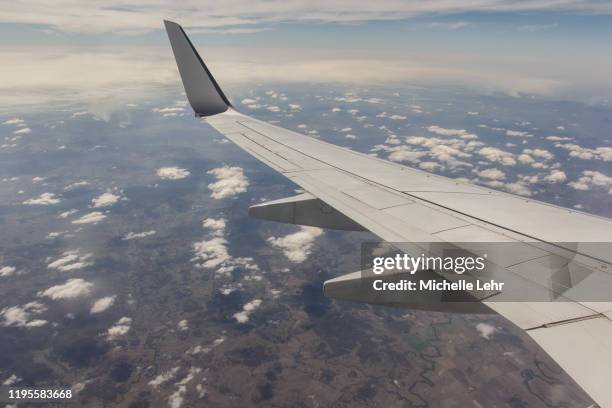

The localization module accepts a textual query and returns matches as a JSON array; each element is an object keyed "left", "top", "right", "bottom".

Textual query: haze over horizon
[{"left": 1, "top": 1, "right": 612, "bottom": 114}]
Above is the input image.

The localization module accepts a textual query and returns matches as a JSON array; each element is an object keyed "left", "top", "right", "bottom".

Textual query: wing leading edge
[{"left": 164, "top": 20, "right": 612, "bottom": 407}]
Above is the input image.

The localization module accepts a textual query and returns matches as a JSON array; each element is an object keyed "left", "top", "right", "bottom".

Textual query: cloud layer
[{"left": 2, "top": 1, "right": 612, "bottom": 35}]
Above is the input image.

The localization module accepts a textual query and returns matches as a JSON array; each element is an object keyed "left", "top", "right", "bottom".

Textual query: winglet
[{"left": 164, "top": 20, "right": 232, "bottom": 117}]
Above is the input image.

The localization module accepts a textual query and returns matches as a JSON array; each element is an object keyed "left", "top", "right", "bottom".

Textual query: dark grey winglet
[{"left": 164, "top": 20, "right": 231, "bottom": 117}]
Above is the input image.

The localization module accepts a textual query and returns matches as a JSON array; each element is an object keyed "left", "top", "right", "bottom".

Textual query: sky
[{"left": 1, "top": 1, "right": 612, "bottom": 114}]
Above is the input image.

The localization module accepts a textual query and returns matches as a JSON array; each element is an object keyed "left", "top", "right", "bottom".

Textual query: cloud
[
  {"left": 64, "top": 181, "right": 90, "bottom": 191},
  {"left": 157, "top": 166, "right": 190, "bottom": 180},
  {"left": 418, "top": 161, "right": 444, "bottom": 172},
  {"left": 406, "top": 136, "right": 476, "bottom": 167},
  {"left": 71, "top": 211, "right": 106, "bottom": 224},
  {"left": 1, "top": 302, "right": 47, "bottom": 328},
  {"left": 431, "top": 21, "right": 471, "bottom": 30},
  {"left": 267, "top": 226, "right": 323, "bottom": 263},
  {"left": 207, "top": 166, "right": 249, "bottom": 199},
  {"left": 47, "top": 250, "right": 93, "bottom": 272},
  {"left": 523, "top": 148, "right": 554, "bottom": 161},
  {"left": 375, "top": 133, "right": 480, "bottom": 169},
  {"left": 543, "top": 169, "right": 567, "bottom": 183},
  {"left": 123, "top": 230, "right": 156, "bottom": 240},
  {"left": 23, "top": 192, "right": 60, "bottom": 205},
  {"left": 3, "top": 374, "right": 21, "bottom": 385},
  {"left": 192, "top": 217, "right": 260, "bottom": 276},
  {"left": 190, "top": 27, "right": 272, "bottom": 35},
  {"left": 202, "top": 217, "right": 226, "bottom": 236},
  {"left": 13, "top": 127, "right": 31, "bottom": 135},
  {"left": 545, "top": 135, "right": 572, "bottom": 142},
  {"left": 149, "top": 367, "right": 180, "bottom": 388},
  {"left": 385, "top": 135, "right": 401, "bottom": 145},
  {"left": 505, "top": 130, "right": 531, "bottom": 137},
  {"left": 476, "top": 322, "right": 497, "bottom": 339},
  {"left": 1, "top": 41, "right": 611, "bottom": 116},
  {"left": 186, "top": 337, "right": 225, "bottom": 355},
  {"left": 477, "top": 168, "right": 506, "bottom": 180},
  {"left": 58, "top": 209, "right": 78, "bottom": 218},
  {"left": 0, "top": 266, "right": 17, "bottom": 277},
  {"left": 177, "top": 319, "right": 189, "bottom": 331},
  {"left": 168, "top": 367, "right": 201, "bottom": 408},
  {"left": 192, "top": 237, "right": 239, "bottom": 271},
  {"left": 516, "top": 23, "right": 558, "bottom": 33},
  {"left": 517, "top": 153, "right": 535, "bottom": 165},
  {"left": 2, "top": 118, "right": 24, "bottom": 125},
  {"left": 107, "top": 316, "right": 132, "bottom": 340},
  {"left": 568, "top": 170, "right": 612, "bottom": 193},
  {"left": 504, "top": 181, "right": 533, "bottom": 196},
  {"left": 90, "top": 296, "right": 116, "bottom": 314},
  {"left": 91, "top": 192, "right": 121, "bottom": 208},
  {"left": 426, "top": 125, "right": 477, "bottom": 139},
  {"left": 4, "top": 2, "right": 609, "bottom": 36},
  {"left": 555, "top": 143, "right": 612, "bottom": 162},
  {"left": 38, "top": 278, "right": 93, "bottom": 300},
  {"left": 478, "top": 147, "right": 516, "bottom": 166},
  {"left": 152, "top": 104, "right": 185, "bottom": 116},
  {"left": 233, "top": 299, "right": 262, "bottom": 323}
]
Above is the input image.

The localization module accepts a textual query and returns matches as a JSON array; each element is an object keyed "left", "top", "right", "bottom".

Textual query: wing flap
[{"left": 527, "top": 315, "right": 612, "bottom": 408}]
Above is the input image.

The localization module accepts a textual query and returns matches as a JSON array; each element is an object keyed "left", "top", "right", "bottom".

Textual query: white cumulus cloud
[
  {"left": 157, "top": 166, "right": 190, "bottom": 180},
  {"left": 107, "top": 316, "right": 132, "bottom": 340},
  {"left": 478, "top": 147, "right": 516, "bottom": 166},
  {"left": 267, "top": 226, "right": 323, "bottom": 263},
  {"left": 1, "top": 302, "right": 47, "bottom": 328},
  {"left": 47, "top": 250, "right": 93, "bottom": 272},
  {"left": 71, "top": 211, "right": 106, "bottom": 224},
  {"left": 504, "top": 181, "right": 533, "bottom": 196},
  {"left": 426, "top": 125, "right": 476, "bottom": 139},
  {"left": 477, "top": 168, "right": 506, "bottom": 180},
  {"left": 543, "top": 169, "right": 567, "bottom": 183},
  {"left": 476, "top": 322, "right": 497, "bottom": 339},
  {"left": 207, "top": 166, "right": 249, "bottom": 199},
  {"left": 90, "top": 296, "right": 116, "bottom": 314},
  {"left": 149, "top": 367, "right": 180, "bottom": 388},
  {"left": 568, "top": 170, "right": 612, "bottom": 193},
  {"left": 38, "top": 278, "right": 93, "bottom": 300},
  {"left": 555, "top": 143, "right": 612, "bottom": 162},
  {"left": 91, "top": 192, "right": 121, "bottom": 208},
  {"left": 23, "top": 192, "right": 60, "bottom": 205},
  {"left": 2, "top": 118, "right": 24, "bottom": 125},
  {"left": 123, "top": 230, "right": 156, "bottom": 240},
  {"left": 202, "top": 218, "right": 226, "bottom": 236},
  {"left": 233, "top": 299, "right": 262, "bottom": 323},
  {"left": 0, "top": 266, "right": 17, "bottom": 277},
  {"left": 14, "top": 127, "right": 31, "bottom": 135}
]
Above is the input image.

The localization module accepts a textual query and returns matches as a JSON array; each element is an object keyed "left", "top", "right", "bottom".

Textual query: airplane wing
[{"left": 164, "top": 20, "right": 612, "bottom": 407}]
